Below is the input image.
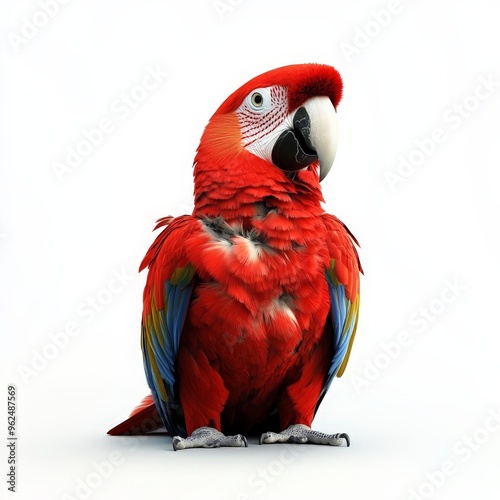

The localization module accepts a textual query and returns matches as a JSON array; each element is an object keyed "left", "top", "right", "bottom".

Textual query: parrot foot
[
  {"left": 172, "top": 426, "right": 248, "bottom": 451},
  {"left": 260, "top": 424, "right": 350, "bottom": 447}
]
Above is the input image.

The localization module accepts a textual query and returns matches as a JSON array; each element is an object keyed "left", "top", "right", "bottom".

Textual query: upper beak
[
  {"left": 271, "top": 96, "right": 339, "bottom": 181},
  {"left": 304, "top": 96, "right": 339, "bottom": 181}
]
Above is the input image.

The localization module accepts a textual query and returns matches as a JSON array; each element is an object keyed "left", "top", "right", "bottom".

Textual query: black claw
[
  {"left": 242, "top": 436, "right": 248, "bottom": 447},
  {"left": 338, "top": 433, "right": 350, "bottom": 447},
  {"left": 172, "top": 437, "right": 180, "bottom": 452}
]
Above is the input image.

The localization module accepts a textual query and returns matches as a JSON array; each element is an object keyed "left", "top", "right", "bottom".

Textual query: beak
[{"left": 271, "top": 96, "right": 338, "bottom": 181}]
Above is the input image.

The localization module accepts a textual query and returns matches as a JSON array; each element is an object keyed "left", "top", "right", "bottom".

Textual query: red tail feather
[{"left": 107, "top": 395, "right": 164, "bottom": 435}]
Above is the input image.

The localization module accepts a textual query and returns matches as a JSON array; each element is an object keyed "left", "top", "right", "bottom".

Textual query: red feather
[
  {"left": 107, "top": 395, "right": 163, "bottom": 435},
  {"left": 213, "top": 63, "right": 343, "bottom": 115}
]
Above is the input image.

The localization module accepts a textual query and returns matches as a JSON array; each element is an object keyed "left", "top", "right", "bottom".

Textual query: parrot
[{"left": 108, "top": 63, "right": 362, "bottom": 450}]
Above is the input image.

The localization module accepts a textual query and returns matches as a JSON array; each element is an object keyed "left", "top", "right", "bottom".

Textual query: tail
[{"left": 107, "top": 395, "right": 165, "bottom": 435}]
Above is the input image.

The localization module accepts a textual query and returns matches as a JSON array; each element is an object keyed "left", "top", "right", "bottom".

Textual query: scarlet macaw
[{"left": 108, "top": 63, "right": 362, "bottom": 450}]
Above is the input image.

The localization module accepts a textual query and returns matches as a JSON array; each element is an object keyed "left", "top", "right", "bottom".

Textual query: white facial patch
[
  {"left": 236, "top": 85, "right": 289, "bottom": 157},
  {"left": 244, "top": 114, "right": 295, "bottom": 165}
]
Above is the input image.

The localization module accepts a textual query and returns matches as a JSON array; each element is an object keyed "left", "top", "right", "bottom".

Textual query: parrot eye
[
  {"left": 246, "top": 88, "right": 272, "bottom": 113},
  {"left": 251, "top": 92, "right": 263, "bottom": 107}
]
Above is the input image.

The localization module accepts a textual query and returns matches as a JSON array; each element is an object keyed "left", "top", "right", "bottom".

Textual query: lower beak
[{"left": 271, "top": 96, "right": 339, "bottom": 182}]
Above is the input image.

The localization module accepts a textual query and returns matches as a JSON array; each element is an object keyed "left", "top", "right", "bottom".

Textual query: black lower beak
[{"left": 271, "top": 107, "right": 318, "bottom": 173}]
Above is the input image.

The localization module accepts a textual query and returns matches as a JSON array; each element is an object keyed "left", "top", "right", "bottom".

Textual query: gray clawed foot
[
  {"left": 260, "top": 424, "right": 350, "bottom": 447},
  {"left": 173, "top": 426, "right": 248, "bottom": 451}
]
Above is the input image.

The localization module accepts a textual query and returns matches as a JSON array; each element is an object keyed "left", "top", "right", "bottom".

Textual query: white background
[{"left": 2, "top": 0, "right": 500, "bottom": 499}]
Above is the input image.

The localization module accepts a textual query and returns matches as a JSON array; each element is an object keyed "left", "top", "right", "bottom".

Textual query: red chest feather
[{"left": 179, "top": 214, "right": 331, "bottom": 419}]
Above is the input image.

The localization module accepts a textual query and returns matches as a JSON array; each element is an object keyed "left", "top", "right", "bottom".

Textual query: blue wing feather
[
  {"left": 141, "top": 271, "right": 195, "bottom": 436},
  {"left": 322, "top": 273, "right": 359, "bottom": 396},
  {"left": 176, "top": 288, "right": 191, "bottom": 353}
]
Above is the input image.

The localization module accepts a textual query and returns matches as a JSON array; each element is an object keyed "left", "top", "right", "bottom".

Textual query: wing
[
  {"left": 320, "top": 214, "right": 362, "bottom": 398},
  {"left": 140, "top": 215, "right": 199, "bottom": 437}
]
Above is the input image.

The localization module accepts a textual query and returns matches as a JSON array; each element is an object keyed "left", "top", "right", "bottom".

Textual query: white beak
[{"left": 303, "top": 96, "right": 339, "bottom": 181}]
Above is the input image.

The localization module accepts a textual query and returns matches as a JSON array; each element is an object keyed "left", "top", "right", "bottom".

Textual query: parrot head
[{"left": 193, "top": 63, "right": 343, "bottom": 220}]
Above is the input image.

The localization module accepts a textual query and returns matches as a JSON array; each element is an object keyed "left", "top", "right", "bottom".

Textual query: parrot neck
[{"left": 192, "top": 152, "right": 325, "bottom": 237}]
